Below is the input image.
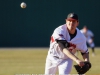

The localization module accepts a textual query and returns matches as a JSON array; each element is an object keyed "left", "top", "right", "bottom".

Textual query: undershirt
[{"left": 69, "top": 29, "right": 77, "bottom": 40}]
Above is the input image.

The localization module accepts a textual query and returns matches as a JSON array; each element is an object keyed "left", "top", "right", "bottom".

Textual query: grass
[{"left": 0, "top": 48, "right": 100, "bottom": 75}]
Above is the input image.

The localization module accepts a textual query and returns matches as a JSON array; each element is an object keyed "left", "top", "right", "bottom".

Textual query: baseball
[{"left": 20, "top": 2, "right": 27, "bottom": 8}]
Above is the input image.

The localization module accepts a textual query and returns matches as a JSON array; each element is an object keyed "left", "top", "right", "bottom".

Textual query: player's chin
[
  {"left": 70, "top": 28, "right": 75, "bottom": 30},
  {"left": 68, "top": 27, "right": 75, "bottom": 31}
]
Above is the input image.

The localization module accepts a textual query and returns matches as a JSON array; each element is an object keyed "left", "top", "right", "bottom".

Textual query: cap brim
[{"left": 67, "top": 18, "right": 77, "bottom": 21}]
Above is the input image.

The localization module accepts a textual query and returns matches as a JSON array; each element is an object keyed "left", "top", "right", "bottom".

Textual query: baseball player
[
  {"left": 80, "top": 26, "right": 95, "bottom": 56},
  {"left": 45, "top": 13, "right": 90, "bottom": 75}
]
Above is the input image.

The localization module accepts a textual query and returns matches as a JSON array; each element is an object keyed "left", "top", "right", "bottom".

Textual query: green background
[{"left": 0, "top": 0, "right": 99, "bottom": 47}]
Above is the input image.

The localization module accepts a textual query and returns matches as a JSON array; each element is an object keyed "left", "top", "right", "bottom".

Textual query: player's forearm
[
  {"left": 58, "top": 42, "right": 80, "bottom": 62},
  {"left": 82, "top": 53, "right": 90, "bottom": 62},
  {"left": 63, "top": 48, "right": 79, "bottom": 62}
]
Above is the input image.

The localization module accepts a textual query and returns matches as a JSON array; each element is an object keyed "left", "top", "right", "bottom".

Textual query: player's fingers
[{"left": 79, "top": 62, "right": 85, "bottom": 67}]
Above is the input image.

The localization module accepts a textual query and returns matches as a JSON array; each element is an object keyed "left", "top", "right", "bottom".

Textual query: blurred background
[{"left": 0, "top": 0, "right": 100, "bottom": 47}]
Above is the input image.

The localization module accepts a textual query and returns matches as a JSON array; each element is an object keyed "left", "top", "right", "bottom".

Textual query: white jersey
[
  {"left": 47, "top": 24, "right": 88, "bottom": 60},
  {"left": 80, "top": 29, "right": 95, "bottom": 47},
  {"left": 80, "top": 29, "right": 94, "bottom": 41}
]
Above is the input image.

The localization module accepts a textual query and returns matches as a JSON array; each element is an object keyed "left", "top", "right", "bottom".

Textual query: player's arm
[
  {"left": 81, "top": 51, "right": 90, "bottom": 62},
  {"left": 81, "top": 37, "right": 90, "bottom": 62},
  {"left": 56, "top": 39, "right": 84, "bottom": 66},
  {"left": 90, "top": 31, "right": 94, "bottom": 41}
]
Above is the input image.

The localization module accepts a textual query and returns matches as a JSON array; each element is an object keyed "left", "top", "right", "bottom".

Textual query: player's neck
[{"left": 68, "top": 29, "right": 76, "bottom": 34}]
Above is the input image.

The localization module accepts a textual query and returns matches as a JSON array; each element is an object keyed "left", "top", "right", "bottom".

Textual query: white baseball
[{"left": 20, "top": 2, "right": 27, "bottom": 8}]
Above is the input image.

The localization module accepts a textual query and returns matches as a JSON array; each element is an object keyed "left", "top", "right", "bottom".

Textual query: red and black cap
[{"left": 67, "top": 13, "right": 78, "bottom": 21}]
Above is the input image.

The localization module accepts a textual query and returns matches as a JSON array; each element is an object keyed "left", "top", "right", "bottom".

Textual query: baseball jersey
[
  {"left": 47, "top": 24, "right": 88, "bottom": 59},
  {"left": 80, "top": 29, "right": 94, "bottom": 41}
]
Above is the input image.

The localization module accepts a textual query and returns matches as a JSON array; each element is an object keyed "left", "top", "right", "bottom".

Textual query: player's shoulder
[
  {"left": 88, "top": 29, "right": 93, "bottom": 33},
  {"left": 54, "top": 24, "right": 66, "bottom": 32},
  {"left": 56, "top": 24, "right": 66, "bottom": 29},
  {"left": 76, "top": 28, "right": 86, "bottom": 40},
  {"left": 77, "top": 28, "right": 83, "bottom": 34},
  {"left": 80, "top": 29, "right": 84, "bottom": 33}
]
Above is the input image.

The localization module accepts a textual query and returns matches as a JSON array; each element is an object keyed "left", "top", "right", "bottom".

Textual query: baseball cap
[{"left": 67, "top": 13, "right": 78, "bottom": 21}]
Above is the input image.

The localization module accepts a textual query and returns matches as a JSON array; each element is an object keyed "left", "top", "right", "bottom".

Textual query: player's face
[
  {"left": 66, "top": 20, "right": 79, "bottom": 31},
  {"left": 83, "top": 27, "right": 88, "bottom": 33}
]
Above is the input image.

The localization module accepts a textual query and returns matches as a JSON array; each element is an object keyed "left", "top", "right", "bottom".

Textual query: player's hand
[
  {"left": 88, "top": 39, "right": 93, "bottom": 44},
  {"left": 75, "top": 59, "right": 85, "bottom": 67}
]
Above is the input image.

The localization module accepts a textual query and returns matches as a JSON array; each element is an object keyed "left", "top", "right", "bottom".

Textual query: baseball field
[{"left": 0, "top": 47, "right": 100, "bottom": 75}]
